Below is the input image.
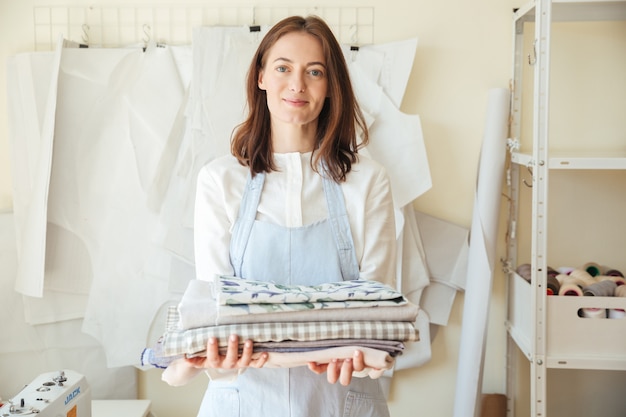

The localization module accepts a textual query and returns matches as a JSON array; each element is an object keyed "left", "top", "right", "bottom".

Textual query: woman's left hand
[{"left": 307, "top": 349, "right": 366, "bottom": 386}]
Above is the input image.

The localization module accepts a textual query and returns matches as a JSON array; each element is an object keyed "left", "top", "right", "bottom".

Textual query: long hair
[{"left": 230, "top": 15, "right": 368, "bottom": 182}]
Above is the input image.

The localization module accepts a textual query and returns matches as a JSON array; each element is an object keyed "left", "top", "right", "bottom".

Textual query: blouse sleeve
[
  {"left": 193, "top": 164, "right": 236, "bottom": 281},
  {"left": 357, "top": 165, "right": 397, "bottom": 288}
]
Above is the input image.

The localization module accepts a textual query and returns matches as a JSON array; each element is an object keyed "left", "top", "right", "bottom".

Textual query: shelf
[
  {"left": 510, "top": 151, "right": 626, "bottom": 169},
  {"left": 514, "top": 0, "right": 626, "bottom": 23},
  {"left": 507, "top": 273, "right": 626, "bottom": 371}
]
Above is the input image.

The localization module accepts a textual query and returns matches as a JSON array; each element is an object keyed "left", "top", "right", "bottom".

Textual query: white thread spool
[
  {"left": 568, "top": 269, "right": 596, "bottom": 286},
  {"left": 581, "top": 308, "right": 606, "bottom": 319}
]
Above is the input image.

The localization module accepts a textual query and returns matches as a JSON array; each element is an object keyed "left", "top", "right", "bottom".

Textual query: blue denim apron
[{"left": 197, "top": 170, "right": 390, "bottom": 417}]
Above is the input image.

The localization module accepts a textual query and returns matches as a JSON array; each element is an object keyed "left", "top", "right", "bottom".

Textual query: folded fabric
[
  {"left": 142, "top": 338, "right": 405, "bottom": 372},
  {"left": 182, "top": 301, "right": 419, "bottom": 329},
  {"left": 160, "top": 308, "right": 419, "bottom": 357},
  {"left": 212, "top": 276, "right": 405, "bottom": 305},
  {"left": 145, "top": 343, "right": 398, "bottom": 368},
  {"left": 246, "top": 339, "right": 406, "bottom": 355},
  {"left": 160, "top": 346, "right": 392, "bottom": 386},
  {"left": 178, "top": 282, "right": 418, "bottom": 329}
]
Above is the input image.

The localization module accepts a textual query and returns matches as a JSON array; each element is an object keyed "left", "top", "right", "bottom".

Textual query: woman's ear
[{"left": 258, "top": 70, "right": 266, "bottom": 90}]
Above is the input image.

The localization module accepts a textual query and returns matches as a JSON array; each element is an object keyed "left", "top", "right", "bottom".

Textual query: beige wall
[
  {"left": 3, "top": 1, "right": 624, "bottom": 417},
  {"left": 0, "top": 0, "right": 516, "bottom": 416}
]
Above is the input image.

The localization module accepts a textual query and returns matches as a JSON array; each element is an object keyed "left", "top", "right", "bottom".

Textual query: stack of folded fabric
[{"left": 142, "top": 276, "right": 419, "bottom": 374}]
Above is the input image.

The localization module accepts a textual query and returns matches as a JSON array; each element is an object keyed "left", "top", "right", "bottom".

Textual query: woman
[{"left": 183, "top": 15, "right": 397, "bottom": 417}]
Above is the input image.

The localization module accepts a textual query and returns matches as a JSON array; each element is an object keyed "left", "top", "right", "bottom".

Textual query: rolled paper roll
[
  {"left": 605, "top": 269, "right": 624, "bottom": 278},
  {"left": 615, "top": 285, "right": 626, "bottom": 298},
  {"left": 580, "top": 307, "right": 607, "bottom": 319},
  {"left": 516, "top": 263, "right": 531, "bottom": 282},
  {"left": 581, "top": 262, "right": 602, "bottom": 277},
  {"left": 598, "top": 275, "right": 626, "bottom": 287},
  {"left": 546, "top": 275, "right": 560, "bottom": 296},
  {"left": 609, "top": 309, "right": 626, "bottom": 319},
  {"left": 568, "top": 269, "right": 596, "bottom": 286},
  {"left": 583, "top": 280, "right": 617, "bottom": 297}
]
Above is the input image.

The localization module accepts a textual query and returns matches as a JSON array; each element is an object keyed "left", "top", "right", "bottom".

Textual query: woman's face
[{"left": 258, "top": 31, "right": 328, "bottom": 129}]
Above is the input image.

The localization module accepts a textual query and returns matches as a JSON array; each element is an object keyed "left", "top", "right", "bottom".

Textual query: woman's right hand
[{"left": 185, "top": 334, "right": 268, "bottom": 370}]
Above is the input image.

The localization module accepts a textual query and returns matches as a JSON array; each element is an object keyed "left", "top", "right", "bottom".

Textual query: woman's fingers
[
  {"left": 339, "top": 358, "right": 354, "bottom": 386},
  {"left": 250, "top": 351, "right": 269, "bottom": 368},
  {"left": 238, "top": 339, "right": 254, "bottom": 366},
  {"left": 351, "top": 350, "right": 365, "bottom": 372},
  {"left": 307, "top": 362, "right": 327, "bottom": 374},
  {"left": 204, "top": 337, "right": 222, "bottom": 368},
  {"left": 326, "top": 359, "right": 341, "bottom": 384},
  {"left": 222, "top": 334, "right": 241, "bottom": 368},
  {"left": 308, "top": 349, "right": 368, "bottom": 385}
]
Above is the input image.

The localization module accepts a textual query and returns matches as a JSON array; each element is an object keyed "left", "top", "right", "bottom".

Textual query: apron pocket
[{"left": 343, "top": 390, "right": 390, "bottom": 417}]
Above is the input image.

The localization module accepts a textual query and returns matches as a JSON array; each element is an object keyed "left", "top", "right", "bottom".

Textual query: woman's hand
[
  {"left": 185, "top": 334, "right": 268, "bottom": 370},
  {"left": 307, "top": 349, "right": 367, "bottom": 386}
]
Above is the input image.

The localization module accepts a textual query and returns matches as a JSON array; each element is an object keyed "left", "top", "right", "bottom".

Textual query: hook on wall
[
  {"left": 142, "top": 24, "right": 151, "bottom": 44},
  {"left": 81, "top": 24, "right": 90, "bottom": 45},
  {"left": 528, "top": 39, "right": 537, "bottom": 65},
  {"left": 522, "top": 163, "right": 534, "bottom": 187}
]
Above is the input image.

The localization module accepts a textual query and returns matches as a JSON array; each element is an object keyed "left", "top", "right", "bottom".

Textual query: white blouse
[{"left": 193, "top": 151, "right": 397, "bottom": 287}]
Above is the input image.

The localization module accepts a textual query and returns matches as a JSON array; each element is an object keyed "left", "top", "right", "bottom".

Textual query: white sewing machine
[{"left": 0, "top": 370, "right": 91, "bottom": 417}]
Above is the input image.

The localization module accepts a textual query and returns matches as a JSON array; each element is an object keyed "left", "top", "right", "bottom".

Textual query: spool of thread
[
  {"left": 556, "top": 266, "right": 575, "bottom": 275},
  {"left": 604, "top": 269, "right": 624, "bottom": 278},
  {"left": 568, "top": 269, "right": 596, "bottom": 286},
  {"left": 583, "top": 280, "right": 617, "bottom": 297},
  {"left": 558, "top": 280, "right": 584, "bottom": 296},
  {"left": 555, "top": 273, "right": 569, "bottom": 285},
  {"left": 581, "top": 262, "right": 603, "bottom": 277},
  {"left": 547, "top": 266, "right": 558, "bottom": 277},
  {"left": 516, "top": 263, "right": 531, "bottom": 282},
  {"left": 615, "top": 285, "right": 626, "bottom": 298},
  {"left": 608, "top": 309, "right": 626, "bottom": 319},
  {"left": 546, "top": 275, "right": 561, "bottom": 295},
  {"left": 598, "top": 275, "right": 626, "bottom": 287},
  {"left": 580, "top": 308, "right": 607, "bottom": 319}
]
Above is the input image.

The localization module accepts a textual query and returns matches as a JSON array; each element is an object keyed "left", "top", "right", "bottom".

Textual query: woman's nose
[{"left": 289, "top": 74, "right": 305, "bottom": 93}]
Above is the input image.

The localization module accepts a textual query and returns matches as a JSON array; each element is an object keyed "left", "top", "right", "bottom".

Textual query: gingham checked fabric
[{"left": 161, "top": 307, "right": 418, "bottom": 357}]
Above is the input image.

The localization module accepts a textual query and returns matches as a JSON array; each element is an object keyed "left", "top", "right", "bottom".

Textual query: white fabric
[
  {"left": 347, "top": 56, "right": 431, "bottom": 208},
  {"left": 72, "top": 45, "right": 188, "bottom": 367},
  {"left": 414, "top": 209, "right": 470, "bottom": 326},
  {"left": 9, "top": 36, "right": 63, "bottom": 298},
  {"left": 162, "top": 346, "right": 393, "bottom": 386},
  {"left": 0, "top": 212, "right": 137, "bottom": 400},
  {"left": 6, "top": 48, "right": 92, "bottom": 324},
  {"left": 11, "top": 43, "right": 188, "bottom": 366}
]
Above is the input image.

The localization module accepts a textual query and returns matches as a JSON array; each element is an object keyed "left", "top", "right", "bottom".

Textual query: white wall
[{"left": 0, "top": 0, "right": 518, "bottom": 416}]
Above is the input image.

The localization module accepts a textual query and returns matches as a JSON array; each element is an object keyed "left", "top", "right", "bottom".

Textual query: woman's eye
[
  {"left": 276, "top": 66, "right": 288, "bottom": 73},
  {"left": 309, "top": 69, "right": 323, "bottom": 77}
]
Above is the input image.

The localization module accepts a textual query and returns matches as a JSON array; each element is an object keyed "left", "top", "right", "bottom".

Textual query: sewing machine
[{"left": 0, "top": 370, "right": 91, "bottom": 416}]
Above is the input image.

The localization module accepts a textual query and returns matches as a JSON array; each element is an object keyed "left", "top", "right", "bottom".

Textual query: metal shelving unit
[{"left": 505, "top": 1, "right": 626, "bottom": 416}]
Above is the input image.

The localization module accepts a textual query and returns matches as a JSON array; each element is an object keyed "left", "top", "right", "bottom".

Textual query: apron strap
[
  {"left": 321, "top": 174, "right": 360, "bottom": 281},
  {"left": 229, "top": 171, "right": 264, "bottom": 277}
]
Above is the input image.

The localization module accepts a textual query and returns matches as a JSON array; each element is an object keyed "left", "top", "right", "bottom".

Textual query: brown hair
[{"left": 230, "top": 15, "right": 368, "bottom": 182}]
